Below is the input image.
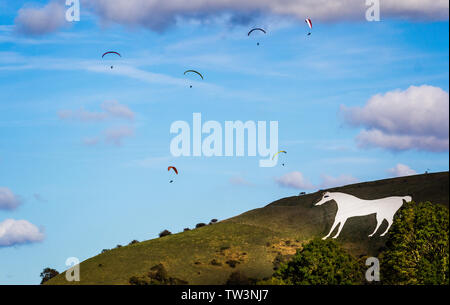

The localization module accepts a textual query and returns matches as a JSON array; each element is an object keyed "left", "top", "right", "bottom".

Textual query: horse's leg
[
  {"left": 332, "top": 218, "right": 347, "bottom": 239},
  {"left": 380, "top": 217, "right": 394, "bottom": 236},
  {"left": 322, "top": 217, "right": 341, "bottom": 240},
  {"left": 368, "top": 214, "right": 383, "bottom": 237}
]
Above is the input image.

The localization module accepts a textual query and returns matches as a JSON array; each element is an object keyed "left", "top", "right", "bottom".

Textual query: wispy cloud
[
  {"left": 319, "top": 174, "right": 359, "bottom": 189},
  {"left": 104, "top": 125, "right": 134, "bottom": 146},
  {"left": 388, "top": 164, "right": 417, "bottom": 177},
  {"left": 275, "top": 172, "right": 359, "bottom": 190},
  {"left": 275, "top": 171, "right": 315, "bottom": 190},
  {"left": 229, "top": 176, "right": 253, "bottom": 187},
  {"left": 58, "top": 100, "right": 135, "bottom": 122}
]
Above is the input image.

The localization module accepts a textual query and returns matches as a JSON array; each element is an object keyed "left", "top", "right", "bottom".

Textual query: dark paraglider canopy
[
  {"left": 102, "top": 51, "right": 121, "bottom": 58},
  {"left": 102, "top": 51, "right": 121, "bottom": 69},
  {"left": 184, "top": 70, "right": 203, "bottom": 88},
  {"left": 184, "top": 70, "right": 204, "bottom": 80},
  {"left": 168, "top": 166, "right": 178, "bottom": 183},
  {"left": 248, "top": 28, "right": 266, "bottom": 46},
  {"left": 247, "top": 28, "right": 266, "bottom": 36}
]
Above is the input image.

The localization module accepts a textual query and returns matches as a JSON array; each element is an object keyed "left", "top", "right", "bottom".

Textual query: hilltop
[{"left": 46, "top": 172, "right": 449, "bottom": 285}]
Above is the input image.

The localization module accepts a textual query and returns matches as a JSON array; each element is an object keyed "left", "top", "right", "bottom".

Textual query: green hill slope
[{"left": 47, "top": 172, "right": 449, "bottom": 285}]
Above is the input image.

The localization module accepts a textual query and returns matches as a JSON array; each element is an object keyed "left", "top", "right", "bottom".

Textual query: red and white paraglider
[{"left": 305, "top": 18, "right": 312, "bottom": 36}]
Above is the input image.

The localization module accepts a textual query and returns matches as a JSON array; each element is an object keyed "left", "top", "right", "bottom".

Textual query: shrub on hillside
[
  {"left": 128, "top": 240, "right": 139, "bottom": 245},
  {"left": 159, "top": 230, "right": 172, "bottom": 237},
  {"left": 40, "top": 268, "right": 59, "bottom": 284},
  {"left": 195, "top": 223, "right": 206, "bottom": 228},
  {"left": 129, "top": 263, "right": 188, "bottom": 285},
  {"left": 183, "top": 228, "right": 190, "bottom": 232},
  {"left": 225, "top": 260, "right": 240, "bottom": 268},
  {"left": 225, "top": 271, "right": 250, "bottom": 285},
  {"left": 379, "top": 201, "right": 449, "bottom": 285}
]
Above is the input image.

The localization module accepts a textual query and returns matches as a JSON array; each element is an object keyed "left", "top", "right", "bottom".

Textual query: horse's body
[{"left": 315, "top": 192, "right": 412, "bottom": 239}]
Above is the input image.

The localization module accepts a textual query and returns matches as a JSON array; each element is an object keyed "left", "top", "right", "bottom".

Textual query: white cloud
[
  {"left": 15, "top": 0, "right": 448, "bottom": 35},
  {"left": 15, "top": 1, "right": 67, "bottom": 36},
  {"left": 275, "top": 171, "right": 314, "bottom": 190},
  {"left": 342, "top": 85, "right": 449, "bottom": 152},
  {"left": 82, "top": 0, "right": 448, "bottom": 31},
  {"left": 388, "top": 164, "right": 417, "bottom": 177},
  {"left": 0, "top": 187, "right": 22, "bottom": 211},
  {"left": 0, "top": 219, "right": 45, "bottom": 247},
  {"left": 319, "top": 174, "right": 359, "bottom": 189}
]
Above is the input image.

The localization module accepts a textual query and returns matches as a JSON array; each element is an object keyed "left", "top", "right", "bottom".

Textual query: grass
[{"left": 46, "top": 171, "right": 449, "bottom": 285}]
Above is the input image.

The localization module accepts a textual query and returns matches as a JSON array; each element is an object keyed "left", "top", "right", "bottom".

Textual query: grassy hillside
[{"left": 47, "top": 172, "right": 449, "bottom": 285}]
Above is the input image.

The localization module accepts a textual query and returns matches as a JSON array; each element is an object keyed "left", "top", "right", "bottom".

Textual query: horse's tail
[{"left": 403, "top": 196, "right": 412, "bottom": 202}]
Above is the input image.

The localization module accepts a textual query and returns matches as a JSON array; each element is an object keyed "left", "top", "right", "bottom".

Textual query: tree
[
  {"left": 159, "top": 229, "right": 172, "bottom": 237},
  {"left": 379, "top": 201, "right": 449, "bottom": 285},
  {"left": 40, "top": 268, "right": 59, "bottom": 284},
  {"left": 274, "top": 239, "right": 364, "bottom": 285}
]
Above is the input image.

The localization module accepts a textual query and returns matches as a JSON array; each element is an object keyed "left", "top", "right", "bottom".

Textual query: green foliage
[
  {"left": 274, "top": 239, "right": 364, "bottom": 285},
  {"left": 40, "top": 268, "right": 59, "bottom": 284},
  {"left": 380, "top": 201, "right": 449, "bottom": 285}
]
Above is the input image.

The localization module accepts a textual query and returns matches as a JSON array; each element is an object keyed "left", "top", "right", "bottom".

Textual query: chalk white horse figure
[{"left": 315, "top": 192, "right": 412, "bottom": 240}]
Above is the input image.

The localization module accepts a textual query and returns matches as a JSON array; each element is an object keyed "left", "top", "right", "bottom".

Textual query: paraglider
[
  {"left": 305, "top": 18, "right": 312, "bottom": 36},
  {"left": 168, "top": 166, "right": 178, "bottom": 183},
  {"left": 102, "top": 51, "right": 121, "bottom": 69},
  {"left": 248, "top": 28, "right": 266, "bottom": 46},
  {"left": 184, "top": 70, "right": 203, "bottom": 88},
  {"left": 272, "top": 150, "right": 287, "bottom": 166}
]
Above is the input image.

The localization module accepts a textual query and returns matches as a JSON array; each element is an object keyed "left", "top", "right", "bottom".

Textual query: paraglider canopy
[
  {"left": 248, "top": 28, "right": 266, "bottom": 46},
  {"left": 168, "top": 166, "right": 178, "bottom": 183},
  {"left": 247, "top": 28, "right": 266, "bottom": 36},
  {"left": 184, "top": 70, "right": 203, "bottom": 88},
  {"left": 102, "top": 51, "right": 121, "bottom": 69},
  {"left": 272, "top": 150, "right": 287, "bottom": 166},
  {"left": 184, "top": 70, "right": 204, "bottom": 80},
  {"left": 272, "top": 150, "right": 287, "bottom": 160},
  {"left": 168, "top": 166, "right": 178, "bottom": 175},
  {"left": 102, "top": 51, "right": 121, "bottom": 58},
  {"left": 305, "top": 18, "right": 312, "bottom": 35}
]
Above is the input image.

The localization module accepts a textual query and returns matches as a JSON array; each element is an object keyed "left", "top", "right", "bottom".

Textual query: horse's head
[{"left": 315, "top": 191, "right": 333, "bottom": 206}]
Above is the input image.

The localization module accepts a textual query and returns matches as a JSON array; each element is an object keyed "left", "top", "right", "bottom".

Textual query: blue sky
[{"left": 0, "top": 0, "right": 448, "bottom": 284}]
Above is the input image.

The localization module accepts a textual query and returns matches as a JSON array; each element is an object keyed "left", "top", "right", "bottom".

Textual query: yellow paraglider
[{"left": 272, "top": 150, "right": 287, "bottom": 160}]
